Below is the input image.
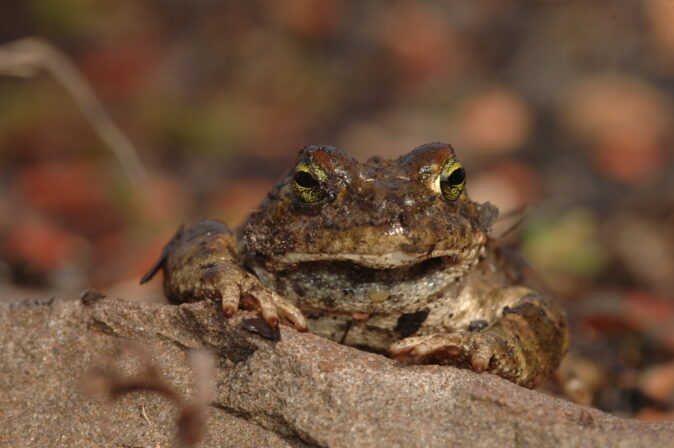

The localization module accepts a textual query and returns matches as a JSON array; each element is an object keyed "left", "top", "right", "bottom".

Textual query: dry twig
[
  {"left": 85, "top": 343, "right": 215, "bottom": 448},
  {"left": 0, "top": 37, "right": 148, "bottom": 188}
]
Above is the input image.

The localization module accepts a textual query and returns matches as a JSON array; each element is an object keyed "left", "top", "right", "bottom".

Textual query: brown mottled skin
[{"left": 142, "top": 143, "right": 568, "bottom": 388}]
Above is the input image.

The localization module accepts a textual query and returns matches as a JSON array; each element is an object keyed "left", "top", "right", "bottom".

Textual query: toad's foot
[
  {"left": 390, "top": 290, "right": 568, "bottom": 388},
  {"left": 141, "top": 220, "right": 307, "bottom": 332},
  {"left": 389, "top": 330, "right": 513, "bottom": 376},
  {"left": 220, "top": 270, "right": 307, "bottom": 331}
]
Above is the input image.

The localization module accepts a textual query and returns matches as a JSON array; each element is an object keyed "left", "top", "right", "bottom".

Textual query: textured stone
[{"left": 1, "top": 297, "right": 673, "bottom": 448}]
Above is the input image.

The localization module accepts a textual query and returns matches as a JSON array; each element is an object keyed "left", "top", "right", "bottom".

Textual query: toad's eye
[
  {"left": 293, "top": 162, "right": 327, "bottom": 203},
  {"left": 435, "top": 158, "right": 466, "bottom": 201}
]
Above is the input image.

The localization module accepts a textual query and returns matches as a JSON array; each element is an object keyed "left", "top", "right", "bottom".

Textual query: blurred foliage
[
  {"left": 0, "top": 0, "right": 673, "bottom": 420},
  {"left": 523, "top": 209, "right": 607, "bottom": 284}
]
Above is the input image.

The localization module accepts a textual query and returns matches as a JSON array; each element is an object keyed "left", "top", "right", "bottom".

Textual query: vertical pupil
[
  {"left": 294, "top": 171, "right": 319, "bottom": 188},
  {"left": 446, "top": 167, "right": 465, "bottom": 185}
]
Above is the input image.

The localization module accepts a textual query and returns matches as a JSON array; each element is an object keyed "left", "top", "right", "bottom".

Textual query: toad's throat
[{"left": 253, "top": 257, "right": 474, "bottom": 314}]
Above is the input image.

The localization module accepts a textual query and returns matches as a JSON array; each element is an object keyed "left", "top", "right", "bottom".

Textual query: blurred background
[{"left": 0, "top": 0, "right": 672, "bottom": 421}]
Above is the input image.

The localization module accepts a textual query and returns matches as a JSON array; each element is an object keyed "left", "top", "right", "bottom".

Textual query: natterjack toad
[{"left": 141, "top": 143, "right": 568, "bottom": 388}]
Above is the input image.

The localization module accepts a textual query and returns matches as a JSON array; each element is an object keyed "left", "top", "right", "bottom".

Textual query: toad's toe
[{"left": 240, "top": 276, "right": 307, "bottom": 331}]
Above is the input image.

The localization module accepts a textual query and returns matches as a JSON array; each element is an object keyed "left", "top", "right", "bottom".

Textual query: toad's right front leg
[{"left": 141, "top": 220, "right": 307, "bottom": 331}]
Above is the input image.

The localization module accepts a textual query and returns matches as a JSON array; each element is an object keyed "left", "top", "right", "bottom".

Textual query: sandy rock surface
[{"left": 1, "top": 297, "right": 673, "bottom": 448}]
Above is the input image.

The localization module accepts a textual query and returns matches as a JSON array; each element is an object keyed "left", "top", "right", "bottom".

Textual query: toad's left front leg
[{"left": 389, "top": 287, "right": 569, "bottom": 388}]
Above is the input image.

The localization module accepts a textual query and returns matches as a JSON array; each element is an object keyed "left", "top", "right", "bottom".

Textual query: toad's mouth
[{"left": 273, "top": 248, "right": 476, "bottom": 270}]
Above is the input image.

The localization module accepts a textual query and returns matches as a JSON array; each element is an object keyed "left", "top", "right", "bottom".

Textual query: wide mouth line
[{"left": 275, "top": 249, "right": 466, "bottom": 270}]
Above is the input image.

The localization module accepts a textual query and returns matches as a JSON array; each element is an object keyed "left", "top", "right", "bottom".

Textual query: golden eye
[
  {"left": 436, "top": 158, "right": 465, "bottom": 201},
  {"left": 293, "top": 162, "right": 327, "bottom": 203}
]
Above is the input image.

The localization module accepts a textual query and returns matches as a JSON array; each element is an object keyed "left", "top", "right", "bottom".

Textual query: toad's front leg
[
  {"left": 141, "top": 220, "right": 307, "bottom": 332},
  {"left": 389, "top": 287, "right": 568, "bottom": 388}
]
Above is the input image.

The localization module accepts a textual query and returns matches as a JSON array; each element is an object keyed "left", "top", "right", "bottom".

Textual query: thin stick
[
  {"left": 141, "top": 403, "right": 153, "bottom": 426},
  {"left": 495, "top": 205, "right": 535, "bottom": 239},
  {"left": 0, "top": 37, "right": 148, "bottom": 188}
]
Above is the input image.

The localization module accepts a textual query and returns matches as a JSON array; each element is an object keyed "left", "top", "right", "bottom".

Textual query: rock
[{"left": 1, "top": 297, "right": 673, "bottom": 448}]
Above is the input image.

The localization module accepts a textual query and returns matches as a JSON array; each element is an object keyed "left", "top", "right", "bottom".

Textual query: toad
[{"left": 141, "top": 143, "right": 568, "bottom": 388}]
